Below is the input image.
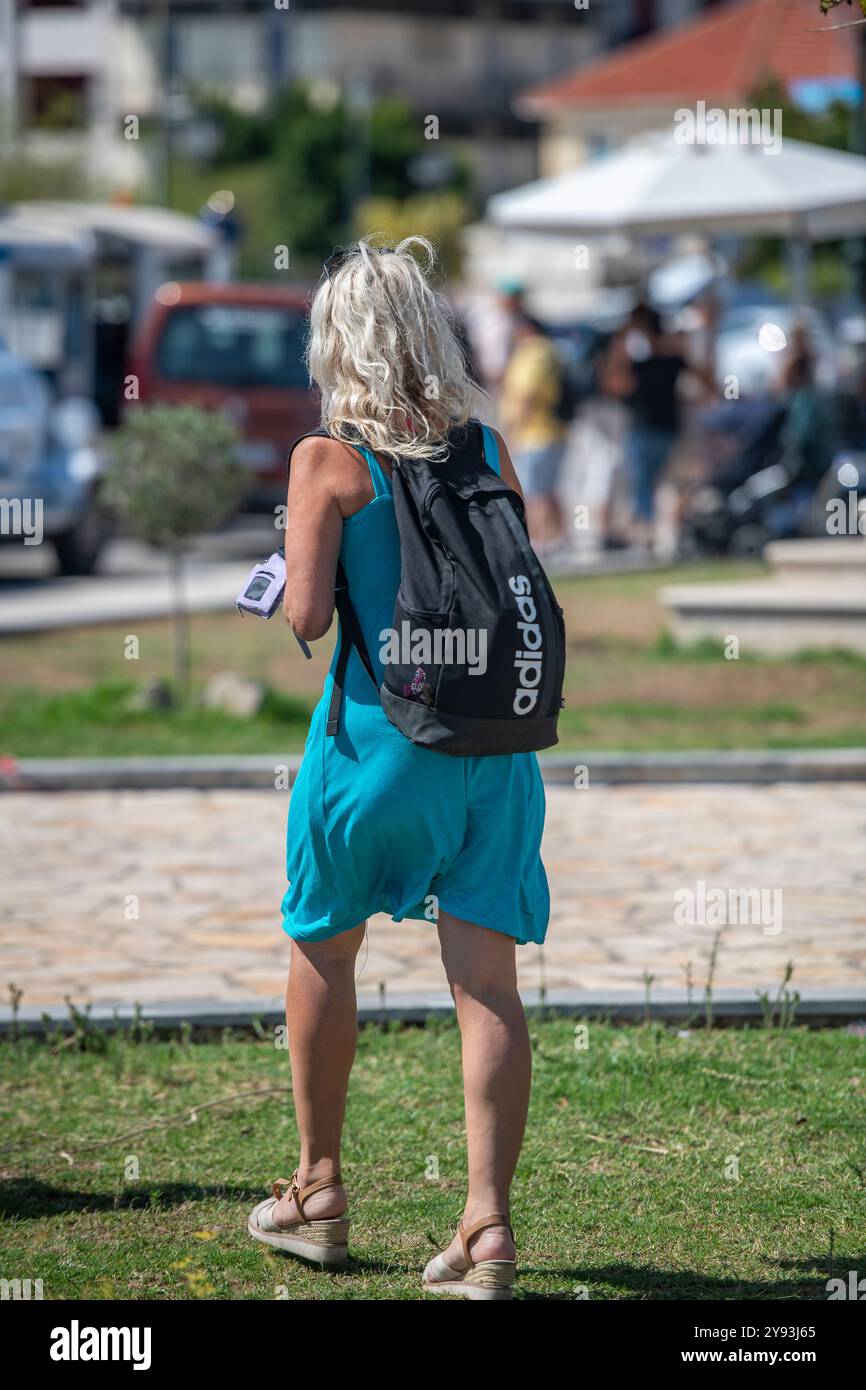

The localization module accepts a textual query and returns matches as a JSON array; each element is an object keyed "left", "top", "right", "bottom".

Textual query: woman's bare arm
[{"left": 282, "top": 437, "right": 346, "bottom": 641}]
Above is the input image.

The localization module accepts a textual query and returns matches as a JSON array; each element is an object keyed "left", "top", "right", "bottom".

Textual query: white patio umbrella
[{"left": 487, "top": 131, "right": 866, "bottom": 242}]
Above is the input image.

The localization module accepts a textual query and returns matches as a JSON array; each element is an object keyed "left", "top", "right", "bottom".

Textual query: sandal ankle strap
[
  {"left": 272, "top": 1170, "right": 343, "bottom": 1223},
  {"left": 458, "top": 1212, "right": 513, "bottom": 1264}
]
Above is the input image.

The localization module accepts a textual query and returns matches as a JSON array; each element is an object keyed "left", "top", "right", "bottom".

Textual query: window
[
  {"left": 24, "top": 75, "right": 88, "bottom": 130},
  {"left": 155, "top": 304, "right": 308, "bottom": 391}
]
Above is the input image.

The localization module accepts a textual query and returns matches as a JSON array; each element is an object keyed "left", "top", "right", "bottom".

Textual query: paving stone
[{"left": 0, "top": 785, "right": 864, "bottom": 1009}]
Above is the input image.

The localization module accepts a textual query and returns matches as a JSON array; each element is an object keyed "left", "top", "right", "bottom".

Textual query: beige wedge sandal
[
  {"left": 248, "top": 1170, "right": 350, "bottom": 1268},
  {"left": 422, "top": 1212, "right": 517, "bottom": 1301}
]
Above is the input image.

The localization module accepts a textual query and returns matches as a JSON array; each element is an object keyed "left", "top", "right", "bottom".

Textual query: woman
[
  {"left": 247, "top": 238, "right": 550, "bottom": 1300},
  {"left": 604, "top": 303, "right": 716, "bottom": 549}
]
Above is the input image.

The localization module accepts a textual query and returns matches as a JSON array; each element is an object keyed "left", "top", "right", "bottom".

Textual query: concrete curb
[
  {"left": 0, "top": 547, "right": 664, "bottom": 635},
  {"left": 4, "top": 749, "right": 866, "bottom": 791},
  {"left": 2, "top": 987, "right": 864, "bottom": 1036}
]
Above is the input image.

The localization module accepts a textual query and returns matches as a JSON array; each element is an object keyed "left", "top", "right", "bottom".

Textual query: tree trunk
[
  {"left": 856, "top": 25, "right": 866, "bottom": 302},
  {"left": 168, "top": 547, "right": 190, "bottom": 702}
]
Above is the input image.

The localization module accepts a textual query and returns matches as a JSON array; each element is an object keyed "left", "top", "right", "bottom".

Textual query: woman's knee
[
  {"left": 448, "top": 977, "right": 520, "bottom": 1017},
  {"left": 292, "top": 922, "right": 366, "bottom": 973},
  {"left": 437, "top": 912, "right": 518, "bottom": 1000}
]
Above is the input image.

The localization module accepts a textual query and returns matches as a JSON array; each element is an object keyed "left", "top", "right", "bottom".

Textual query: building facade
[
  {"left": 1, "top": 1, "right": 713, "bottom": 199},
  {"left": 517, "top": 0, "right": 861, "bottom": 175},
  {"left": 0, "top": 0, "right": 134, "bottom": 182}
]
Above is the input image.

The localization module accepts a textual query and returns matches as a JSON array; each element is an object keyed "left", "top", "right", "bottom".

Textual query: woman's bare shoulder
[
  {"left": 290, "top": 434, "right": 360, "bottom": 472},
  {"left": 289, "top": 432, "right": 376, "bottom": 515}
]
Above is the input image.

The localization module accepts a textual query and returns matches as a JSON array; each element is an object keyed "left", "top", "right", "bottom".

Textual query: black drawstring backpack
[{"left": 289, "top": 419, "right": 566, "bottom": 757}]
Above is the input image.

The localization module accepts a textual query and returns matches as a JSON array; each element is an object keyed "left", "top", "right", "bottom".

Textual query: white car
[{"left": 0, "top": 347, "right": 110, "bottom": 574}]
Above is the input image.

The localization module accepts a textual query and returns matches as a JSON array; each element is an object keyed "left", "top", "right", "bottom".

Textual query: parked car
[
  {"left": 127, "top": 283, "right": 320, "bottom": 511},
  {"left": 0, "top": 346, "right": 111, "bottom": 574}
]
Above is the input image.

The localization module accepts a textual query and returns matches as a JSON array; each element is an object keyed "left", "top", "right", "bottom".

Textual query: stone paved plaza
[{"left": 2, "top": 784, "right": 864, "bottom": 1011}]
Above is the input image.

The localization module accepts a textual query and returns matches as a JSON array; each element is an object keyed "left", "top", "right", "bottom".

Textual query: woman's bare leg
[
  {"left": 436, "top": 910, "right": 530, "bottom": 1265},
  {"left": 271, "top": 922, "right": 367, "bottom": 1225}
]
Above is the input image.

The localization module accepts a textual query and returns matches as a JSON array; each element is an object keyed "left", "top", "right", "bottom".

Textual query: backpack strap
[
  {"left": 355, "top": 444, "right": 392, "bottom": 498},
  {"left": 327, "top": 559, "right": 378, "bottom": 737},
  {"left": 480, "top": 423, "right": 501, "bottom": 477}
]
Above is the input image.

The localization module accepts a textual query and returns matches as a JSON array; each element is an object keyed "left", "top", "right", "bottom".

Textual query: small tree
[{"left": 102, "top": 405, "right": 244, "bottom": 700}]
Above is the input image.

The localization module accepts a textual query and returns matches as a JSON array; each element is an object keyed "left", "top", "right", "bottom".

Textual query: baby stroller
[{"left": 679, "top": 393, "right": 841, "bottom": 557}]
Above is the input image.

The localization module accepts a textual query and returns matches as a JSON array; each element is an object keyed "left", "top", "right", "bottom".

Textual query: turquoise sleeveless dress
[{"left": 281, "top": 425, "right": 550, "bottom": 946}]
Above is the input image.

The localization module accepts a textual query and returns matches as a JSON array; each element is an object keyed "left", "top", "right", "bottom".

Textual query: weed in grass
[
  {"left": 757, "top": 961, "right": 800, "bottom": 1030},
  {"left": 6, "top": 984, "right": 23, "bottom": 1043},
  {"left": 704, "top": 928, "right": 723, "bottom": 1031},
  {"left": 62, "top": 998, "right": 109, "bottom": 1055}
]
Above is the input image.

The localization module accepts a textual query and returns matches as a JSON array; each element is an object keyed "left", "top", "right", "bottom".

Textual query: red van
[{"left": 127, "top": 282, "right": 320, "bottom": 510}]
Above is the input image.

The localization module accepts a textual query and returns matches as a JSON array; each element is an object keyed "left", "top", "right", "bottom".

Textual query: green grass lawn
[
  {"left": 1, "top": 561, "right": 865, "bottom": 755},
  {"left": 1, "top": 1020, "right": 864, "bottom": 1301}
]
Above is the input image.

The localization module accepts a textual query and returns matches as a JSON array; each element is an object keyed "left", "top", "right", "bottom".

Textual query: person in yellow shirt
[{"left": 500, "top": 312, "right": 568, "bottom": 552}]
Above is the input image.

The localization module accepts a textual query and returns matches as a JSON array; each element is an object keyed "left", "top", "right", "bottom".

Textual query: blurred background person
[
  {"left": 460, "top": 277, "right": 531, "bottom": 402},
  {"left": 603, "top": 302, "right": 716, "bottom": 550},
  {"left": 499, "top": 308, "right": 569, "bottom": 559}
]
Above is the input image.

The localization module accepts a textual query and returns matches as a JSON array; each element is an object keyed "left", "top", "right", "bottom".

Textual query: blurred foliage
[
  {"left": 749, "top": 75, "right": 856, "bottom": 153},
  {"left": 740, "top": 244, "right": 854, "bottom": 300},
  {"left": 268, "top": 84, "right": 453, "bottom": 260},
  {"left": 193, "top": 90, "right": 275, "bottom": 165},
  {"left": 819, "top": 0, "right": 866, "bottom": 13},
  {"left": 0, "top": 153, "right": 87, "bottom": 202},
  {"left": 167, "top": 160, "right": 280, "bottom": 280},
  {"left": 366, "top": 97, "right": 435, "bottom": 202},
  {"left": 27, "top": 89, "right": 86, "bottom": 133},
  {"left": 736, "top": 77, "right": 864, "bottom": 301},
  {"left": 103, "top": 405, "right": 243, "bottom": 549},
  {"left": 268, "top": 83, "right": 354, "bottom": 262},
  {"left": 355, "top": 192, "right": 472, "bottom": 280},
  {"left": 169, "top": 84, "right": 473, "bottom": 276}
]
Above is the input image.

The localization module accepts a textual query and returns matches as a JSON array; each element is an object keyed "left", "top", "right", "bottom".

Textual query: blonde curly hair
[{"left": 306, "top": 236, "right": 476, "bottom": 462}]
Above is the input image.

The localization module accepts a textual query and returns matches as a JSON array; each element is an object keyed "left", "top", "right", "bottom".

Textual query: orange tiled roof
[{"left": 519, "top": 0, "right": 860, "bottom": 113}]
